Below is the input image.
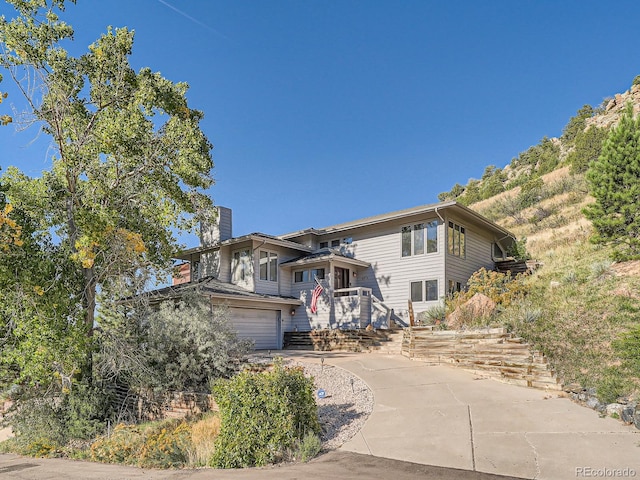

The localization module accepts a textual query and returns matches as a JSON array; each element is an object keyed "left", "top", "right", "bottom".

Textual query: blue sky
[{"left": 1, "top": 0, "right": 640, "bottom": 246}]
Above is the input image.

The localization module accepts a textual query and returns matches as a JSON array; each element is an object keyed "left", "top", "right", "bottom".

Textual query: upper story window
[
  {"left": 232, "top": 248, "right": 251, "bottom": 282},
  {"left": 493, "top": 242, "right": 507, "bottom": 260},
  {"left": 447, "top": 221, "right": 466, "bottom": 258},
  {"left": 294, "top": 268, "right": 325, "bottom": 283},
  {"left": 259, "top": 250, "right": 278, "bottom": 282},
  {"left": 402, "top": 221, "right": 438, "bottom": 257},
  {"left": 320, "top": 238, "right": 352, "bottom": 250},
  {"left": 294, "top": 270, "right": 310, "bottom": 283}
]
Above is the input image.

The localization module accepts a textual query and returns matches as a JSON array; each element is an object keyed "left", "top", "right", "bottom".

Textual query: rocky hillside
[{"left": 442, "top": 77, "right": 640, "bottom": 407}]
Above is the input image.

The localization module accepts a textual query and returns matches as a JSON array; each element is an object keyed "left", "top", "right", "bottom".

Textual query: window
[
  {"left": 447, "top": 221, "right": 466, "bottom": 258},
  {"left": 294, "top": 270, "right": 310, "bottom": 283},
  {"left": 448, "top": 280, "right": 463, "bottom": 295},
  {"left": 319, "top": 241, "right": 328, "bottom": 249},
  {"left": 411, "top": 280, "right": 439, "bottom": 302},
  {"left": 232, "top": 248, "right": 251, "bottom": 282},
  {"left": 426, "top": 280, "right": 438, "bottom": 301},
  {"left": 410, "top": 281, "right": 423, "bottom": 302},
  {"left": 402, "top": 226, "right": 412, "bottom": 257},
  {"left": 426, "top": 221, "right": 438, "bottom": 253},
  {"left": 331, "top": 239, "right": 340, "bottom": 247},
  {"left": 402, "top": 222, "right": 438, "bottom": 257},
  {"left": 413, "top": 223, "right": 424, "bottom": 255},
  {"left": 295, "top": 268, "right": 324, "bottom": 283},
  {"left": 259, "top": 251, "right": 278, "bottom": 282}
]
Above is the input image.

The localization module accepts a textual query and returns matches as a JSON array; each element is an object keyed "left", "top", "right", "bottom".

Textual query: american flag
[{"left": 310, "top": 283, "right": 324, "bottom": 314}]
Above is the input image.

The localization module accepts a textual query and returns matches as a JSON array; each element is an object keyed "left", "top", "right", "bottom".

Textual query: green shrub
[
  {"left": 88, "top": 419, "right": 192, "bottom": 468},
  {"left": 463, "top": 268, "right": 529, "bottom": 307},
  {"left": 419, "top": 303, "right": 446, "bottom": 325},
  {"left": 211, "top": 359, "right": 320, "bottom": 468},
  {"left": 1, "top": 382, "right": 114, "bottom": 455},
  {"left": 295, "top": 432, "right": 322, "bottom": 462}
]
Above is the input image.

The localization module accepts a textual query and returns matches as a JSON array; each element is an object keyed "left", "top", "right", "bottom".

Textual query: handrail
[{"left": 333, "top": 287, "right": 372, "bottom": 297}]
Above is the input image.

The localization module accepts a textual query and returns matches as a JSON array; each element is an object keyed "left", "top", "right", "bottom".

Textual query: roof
[
  {"left": 280, "top": 248, "right": 371, "bottom": 268},
  {"left": 175, "top": 232, "right": 312, "bottom": 261},
  {"left": 145, "top": 277, "right": 302, "bottom": 305},
  {"left": 280, "top": 201, "right": 514, "bottom": 240}
]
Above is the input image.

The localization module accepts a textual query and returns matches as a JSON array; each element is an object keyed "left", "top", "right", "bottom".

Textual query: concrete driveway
[
  {"left": 297, "top": 351, "right": 640, "bottom": 479},
  {"left": 1, "top": 351, "right": 639, "bottom": 479}
]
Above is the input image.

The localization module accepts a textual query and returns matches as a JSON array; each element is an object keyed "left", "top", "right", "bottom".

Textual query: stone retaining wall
[{"left": 402, "top": 327, "right": 561, "bottom": 390}]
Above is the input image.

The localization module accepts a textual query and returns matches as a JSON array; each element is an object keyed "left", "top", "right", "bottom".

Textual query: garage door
[{"left": 229, "top": 308, "right": 279, "bottom": 350}]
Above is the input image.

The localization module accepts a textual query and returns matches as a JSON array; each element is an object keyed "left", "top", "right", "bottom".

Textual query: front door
[{"left": 334, "top": 267, "right": 350, "bottom": 296}]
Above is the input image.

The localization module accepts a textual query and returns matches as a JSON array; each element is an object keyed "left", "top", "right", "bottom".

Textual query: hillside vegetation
[{"left": 441, "top": 78, "right": 640, "bottom": 403}]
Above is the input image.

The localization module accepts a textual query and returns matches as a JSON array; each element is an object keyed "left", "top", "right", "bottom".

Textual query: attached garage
[{"left": 229, "top": 307, "right": 281, "bottom": 350}]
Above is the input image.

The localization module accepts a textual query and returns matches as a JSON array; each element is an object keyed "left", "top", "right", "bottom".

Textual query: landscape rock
[
  {"left": 606, "top": 403, "right": 624, "bottom": 418},
  {"left": 621, "top": 405, "right": 636, "bottom": 424},
  {"left": 634, "top": 405, "right": 640, "bottom": 430},
  {"left": 447, "top": 293, "right": 497, "bottom": 330}
]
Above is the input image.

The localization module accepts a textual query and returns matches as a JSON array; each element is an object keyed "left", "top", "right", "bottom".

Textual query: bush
[
  {"left": 1, "top": 383, "right": 114, "bottom": 455},
  {"left": 464, "top": 268, "right": 529, "bottom": 307},
  {"left": 294, "top": 432, "right": 322, "bottom": 462},
  {"left": 419, "top": 303, "right": 446, "bottom": 325},
  {"left": 88, "top": 419, "right": 192, "bottom": 468},
  {"left": 211, "top": 359, "right": 320, "bottom": 468}
]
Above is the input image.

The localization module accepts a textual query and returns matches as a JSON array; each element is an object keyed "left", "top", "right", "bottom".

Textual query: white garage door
[{"left": 229, "top": 308, "right": 279, "bottom": 350}]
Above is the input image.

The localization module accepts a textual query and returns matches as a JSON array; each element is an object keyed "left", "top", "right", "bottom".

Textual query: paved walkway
[
  {"left": 1, "top": 351, "right": 639, "bottom": 479},
  {"left": 284, "top": 351, "right": 640, "bottom": 479}
]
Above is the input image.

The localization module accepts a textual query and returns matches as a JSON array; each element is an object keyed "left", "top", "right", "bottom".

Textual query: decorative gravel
[{"left": 284, "top": 358, "right": 374, "bottom": 449}]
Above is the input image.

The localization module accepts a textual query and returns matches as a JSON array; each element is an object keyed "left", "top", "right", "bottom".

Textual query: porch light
[{"left": 290, "top": 308, "right": 296, "bottom": 316}]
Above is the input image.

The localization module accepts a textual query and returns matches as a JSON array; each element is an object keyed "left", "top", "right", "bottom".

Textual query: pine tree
[{"left": 584, "top": 103, "right": 640, "bottom": 260}]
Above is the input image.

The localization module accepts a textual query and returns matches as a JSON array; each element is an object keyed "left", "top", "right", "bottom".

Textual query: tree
[
  {"left": 562, "top": 104, "right": 594, "bottom": 144},
  {"left": 0, "top": 0, "right": 214, "bottom": 380},
  {"left": 97, "top": 291, "right": 252, "bottom": 394},
  {"left": 584, "top": 103, "right": 640, "bottom": 260},
  {"left": 567, "top": 125, "right": 609, "bottom": 174},
  {"left": 437, "top": 182, "right": 464, "bottom": 202}
]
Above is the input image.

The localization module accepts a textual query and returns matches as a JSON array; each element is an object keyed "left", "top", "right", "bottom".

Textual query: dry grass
[
  {"left": 188, "top": 413, "right": 220, "bottom": 467},
  {"left": 469, "top": 166, "right": 640, "bottom": 400}
]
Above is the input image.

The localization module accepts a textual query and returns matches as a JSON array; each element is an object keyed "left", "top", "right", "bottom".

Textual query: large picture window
[
  {"left": 259, "top": 251, "right": 278, "bottom": 282},
  {"left": 402, "top": 222, "right": 438, "bottom": 257},
  {"left": 447, "top": 221, "right": 466, "bottom": 258},
  {"left": 232, "top": 248, "right": 251, "bottom": 282}
]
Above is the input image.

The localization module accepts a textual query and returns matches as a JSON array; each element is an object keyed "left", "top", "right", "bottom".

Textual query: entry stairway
[{"left": 283, "top": 329, "right": 404, "bottom": 353}]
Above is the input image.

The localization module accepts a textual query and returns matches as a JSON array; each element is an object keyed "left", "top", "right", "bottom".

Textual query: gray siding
[
  {"left": 444, "top": 214, "right": 495, "bottom": 290},
  {"left": 338, "top": 216, "right": 446, "bottom": 320},
  {"left": 253, "top": 243, "right": 300, "bottom": 296}
]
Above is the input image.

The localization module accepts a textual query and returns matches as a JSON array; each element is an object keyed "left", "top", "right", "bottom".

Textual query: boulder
[
  {"left": 634, "top": 405, "right": 640, "bottom": 430},
  {"left": 447, "top": 293, "right": 497, "bottom": 329},
  {"left": 621, "top": 405, "right": 636, "bottom": 424}
]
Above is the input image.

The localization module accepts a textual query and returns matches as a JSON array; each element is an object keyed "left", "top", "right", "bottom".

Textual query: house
[{"left": 168, "top": 202, "right": 516, "bottom": 349}]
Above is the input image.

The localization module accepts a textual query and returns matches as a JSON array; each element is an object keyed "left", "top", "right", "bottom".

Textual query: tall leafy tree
[
  {"left": 0, "top": 0, "right": 214, "bottom": 385},
  {"left": 584, "top": 103, "right": 640, "bottom": 260}
]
